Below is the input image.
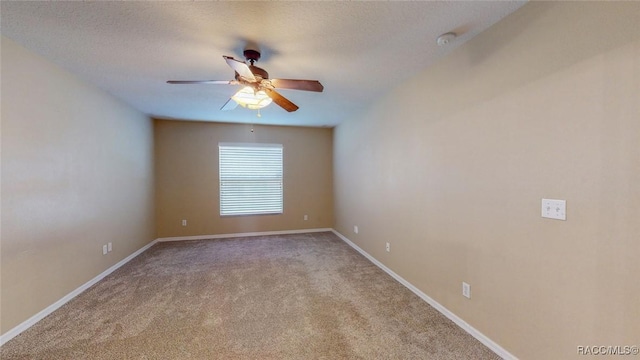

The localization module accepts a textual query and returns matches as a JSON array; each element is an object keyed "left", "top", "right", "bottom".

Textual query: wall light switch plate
[
  {"left": 181, "top": 219, "right": 187, "bottom": 227},
  {"left": 542, "top": 199, "right": 566, "bottom": 220},
  {"left": 102, "top": 245, "right": 108, "bottom": 255},
  {"left": 462, "top": 282, "right": 471, "bottom": 299},
  {"left": 107, "top": 242, "right": 112, "bottom": 252},
  {"left": 354, "top": 226, "right": 359, "bottom": 234}
]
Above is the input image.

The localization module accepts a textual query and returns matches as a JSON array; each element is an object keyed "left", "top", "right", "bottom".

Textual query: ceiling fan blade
[
  {"left": 167, "top": 80, "right": 237, "bottom": 85},
  {"left": 269, "top": 79, "right": 324, "bottom": 92},
  {"left": 264, "top": 88, "right": 299, "bottom": 112},
  {"left": 223, "top": 56, "right": 256, "bottom": 82},
  {"left": 220, "top": 97, "right": 239, "bottom": 111}
]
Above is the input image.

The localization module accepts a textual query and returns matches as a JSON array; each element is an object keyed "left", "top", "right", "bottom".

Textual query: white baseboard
[
  {"left": 156, "top": 228, "right": 333, "bottom": 242},
  {"left": 0, "top": 239, "right": 158, "bottom": 346},
  {"left": 331, "top": 229, "right": 517, "bottom": 360}
]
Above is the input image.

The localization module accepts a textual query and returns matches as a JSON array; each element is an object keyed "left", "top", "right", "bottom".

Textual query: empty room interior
[{"left": 1, "top": 2, "right": 638, "bottom": 359}]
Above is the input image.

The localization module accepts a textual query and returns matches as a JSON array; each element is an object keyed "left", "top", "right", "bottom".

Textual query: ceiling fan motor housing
[{"left": 249, "top": 65, "right": 268, "bottom": 80}]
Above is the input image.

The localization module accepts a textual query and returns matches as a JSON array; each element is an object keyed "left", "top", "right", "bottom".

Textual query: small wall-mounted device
[{"left": 437, "top": 32, "right": 457, "bottom": 46}]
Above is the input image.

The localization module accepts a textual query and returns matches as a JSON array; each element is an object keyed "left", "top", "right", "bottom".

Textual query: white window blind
[{"left": 219, "top": 143, "right": 283, "bottom": 216}]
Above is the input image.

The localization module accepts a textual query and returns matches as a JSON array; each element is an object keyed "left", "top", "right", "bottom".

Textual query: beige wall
[
  {"left": 333, "top": 2, "right": 639, "bottom": 359},
  {"left": 1, "top": 37, "right": 155, "bottom": 334},
  {"left": 155, "top": 120, "right": 333, "bottom": 238}
]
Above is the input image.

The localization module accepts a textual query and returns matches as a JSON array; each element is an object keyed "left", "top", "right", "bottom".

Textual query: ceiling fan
[{"left": 167, "top": 50, "right": 323, "bottom": 113}]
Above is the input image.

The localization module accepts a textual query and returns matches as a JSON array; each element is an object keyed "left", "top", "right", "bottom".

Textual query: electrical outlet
[
  {"left": 354, "top": 225, "right": 359, "bottom": 234},
  {"left": 386, "top": 242, "right": 390, "bottom": 252},
  {"left": 107, "top": 242, "right": 112, "bottom": 252},
  {"left": 182, "top": 219, "right": 187, "bottom": 226},
  {"left": 304, "top": 214, "right": 308, "bottom": 221},
  {"left": 462, "top": 282, "right": 471, "bottom": 299},
  {"left": 102, "top": 245, "right": 108, "bottom": 255}
]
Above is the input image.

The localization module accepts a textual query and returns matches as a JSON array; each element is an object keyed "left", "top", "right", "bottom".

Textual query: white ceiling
[{"left": 1, "top": 1, "right": 526, "bottom": 127}]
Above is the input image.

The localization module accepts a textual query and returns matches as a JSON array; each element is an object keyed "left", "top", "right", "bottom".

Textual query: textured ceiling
[{"left": 1, "top": 1, "right": 526, "bottom": 127}]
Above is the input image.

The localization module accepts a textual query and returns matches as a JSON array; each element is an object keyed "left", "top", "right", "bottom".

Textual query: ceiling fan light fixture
[
  {"left": 231, "top": 86, "right": 273, "bottom": 110},
  {"left": 168, "top": 50, "right": 322, "bottom": 113}
]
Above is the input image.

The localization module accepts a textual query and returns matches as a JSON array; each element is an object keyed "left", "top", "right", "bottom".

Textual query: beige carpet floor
[{"left": 1, "top": 232, "right": 499, "bottom": 359}]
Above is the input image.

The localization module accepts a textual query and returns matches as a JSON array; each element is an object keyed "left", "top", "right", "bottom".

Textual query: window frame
[{"left": 218, "top": 142, "right": 284, "bottom": 217}]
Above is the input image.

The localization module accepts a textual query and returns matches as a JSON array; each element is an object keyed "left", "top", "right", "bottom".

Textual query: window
[{"left": 219, "top": 143, "right": 283, "bottom": 216}]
